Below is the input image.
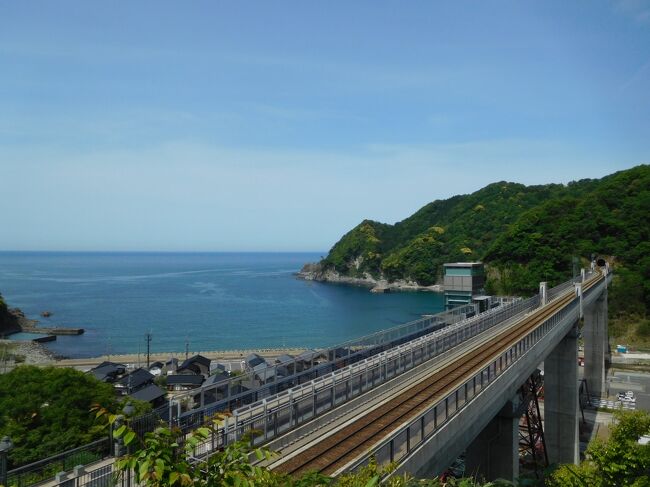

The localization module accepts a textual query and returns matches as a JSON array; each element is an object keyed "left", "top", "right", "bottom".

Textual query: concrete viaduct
[{"left": 253, "top": 265, "right": 612, "bottom": 482}]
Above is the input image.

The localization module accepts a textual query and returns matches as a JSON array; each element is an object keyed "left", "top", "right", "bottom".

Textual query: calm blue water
[{"left": 0, "top": 252, "right": 443, "bottom": 358}]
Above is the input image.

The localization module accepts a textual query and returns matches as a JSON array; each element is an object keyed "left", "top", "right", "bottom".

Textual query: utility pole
[
  {"left": 145, "top": 331, "right": 152, "bottom": 369},
  {"left": 185, "top": 337, "right": 189, "bottom": 360}
]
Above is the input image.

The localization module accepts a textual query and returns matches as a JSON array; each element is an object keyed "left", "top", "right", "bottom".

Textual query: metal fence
[
  {"left": 52, "top": 463, "right": 137, "bottom": 487},
  {"left": 170, "top": 304, "right": 478, "bottom": 432},
  {"left": 183, "top": 292, "right": 543, "bottom": 457},
  {"left": 346, "top": 274, "right": 606, "bottom": 473},
  {"left": 6, "top": 438, "right": 111, "bottom": 487}
]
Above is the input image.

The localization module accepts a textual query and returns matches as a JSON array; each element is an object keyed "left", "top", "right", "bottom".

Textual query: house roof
[
  {"left": 253, "top": 363, "right": 277, "bottom": 380},
  {"left": 149, "top": 361, "right": 164, "bottom": 370},
  {"left": 245, "top": 353, "right": 266, "bottom": 368},
  {"left": 274, "top": 354, "right": 294, "bottom": 364},
  {"left": 89, "top": 362, "right": 126, "bottom": 382},
  {"left": 117, "top": 368, "right": 154, "bottom": 389},
  {"left": 129, "top": 384, "right": 167, "bottom": 403},
  {"left": 94, "top": 361, "right": 126, "bottom": 370},
  {"left": 295, "top": 349, "right": 319, "bottom": 362},
  {"left": 178, "top": 354, "right": 211, "bottom": 371},
  {"left": 167, "top": 374, "right": 205, "bottom": 386}
]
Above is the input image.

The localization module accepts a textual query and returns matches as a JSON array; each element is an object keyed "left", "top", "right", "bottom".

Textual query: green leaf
[
  {"left": 169, "top": 471, "right": 179, "bottom": 486},
  {"left": 364, "top": 475, "right": 380, "bottom": 487},
  {"left": 196, "top": 427, "right": 210, "bottom": 438},
  {"left": 123, "top": 431, "right": 136, "bottom": 446},
  {"left": 154, "top": 459, "right": 165, "bottom": 480},
  {"left": 114, "top": 424, "right": 127, "bottom": 437},
  {"left": 139, "top": 460, "right": 150, "bottom": 478}
]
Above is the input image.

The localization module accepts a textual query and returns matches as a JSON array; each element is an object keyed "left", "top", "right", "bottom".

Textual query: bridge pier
[
  {"left": 583, "top": 287, "right": 608, "bottom": 398},
  {"left": 544, "top": 323, "right": 579, "bottom": 465},
  {"left": 465, "top": 396, "right": 520, "bottom": 482}
]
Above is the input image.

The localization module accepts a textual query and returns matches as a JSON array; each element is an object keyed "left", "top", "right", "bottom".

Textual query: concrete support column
[
  {"left": 539, "top": 282, "right": 548, "bottom": 306},
  {"left": 584, "top": 288, "right": 608, "bottom": 397},
  {"left": 465, "top": 397, "right": 520, "bottom": 482},
  {"left": 545, "top": 324, "right": 579, "bottom": 465}
]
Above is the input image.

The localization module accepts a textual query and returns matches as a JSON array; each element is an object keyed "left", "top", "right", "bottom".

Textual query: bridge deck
[{"left": 270, "top": 272, "right": 602, "bottom": 476}]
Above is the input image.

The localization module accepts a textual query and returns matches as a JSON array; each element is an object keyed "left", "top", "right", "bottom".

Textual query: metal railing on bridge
[
  {"left": 346, "top": 272, "right": 605, "bottom": 474},
  {"left": 187, "top": 292, "right": 541, "bottom": 456},
  {"left": 5, "top": 438, "right": 111, "bottom": 487},
  {"left": 170, "top": 303, "right": 477, "bottom": 431}
]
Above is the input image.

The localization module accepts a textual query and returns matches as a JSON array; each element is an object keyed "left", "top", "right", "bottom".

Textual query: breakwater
[{"left": 20, "top": 325, "right": 84, "bottom": 335}]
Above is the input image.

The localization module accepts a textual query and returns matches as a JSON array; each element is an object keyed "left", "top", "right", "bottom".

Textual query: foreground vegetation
[
  {"left": 548, "top": 410, "right": 650, "bottom": 487},
  {"left": 85, "top": 408, "right": 649, "bottom": 487},
  {"left": 94, "top": 407, "right": 513, "bottom": 487}
]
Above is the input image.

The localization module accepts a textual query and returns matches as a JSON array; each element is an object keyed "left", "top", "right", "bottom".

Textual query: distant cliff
[{"left": 0, "top": 294, "right": 21, "bottom": 337}]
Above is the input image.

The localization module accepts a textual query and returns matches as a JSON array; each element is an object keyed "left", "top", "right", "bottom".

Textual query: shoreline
[
  {"left": 53, "top": 347, "right": 310, "bottom": 369},
  {"left": 296, "top": 263, "right": 443, "bottom": 293},
  {"left": 1, "top": 340, "right": 312, "bottom": 371}
]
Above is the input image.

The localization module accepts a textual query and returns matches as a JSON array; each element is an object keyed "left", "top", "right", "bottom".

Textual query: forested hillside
[
  {"left": 314, "top": 165, "right": 649, "bottom": 318},
  {"left": 485, "top": 165, "right": 650, "bottom": 317}
]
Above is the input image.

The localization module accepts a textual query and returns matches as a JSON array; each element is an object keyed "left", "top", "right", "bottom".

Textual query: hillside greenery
[
  {"left": 485, "top": 165, "right": 650, "bottom": 336},
  {"left": 320, "top": 165, "right": 649, "bottom": 320}
]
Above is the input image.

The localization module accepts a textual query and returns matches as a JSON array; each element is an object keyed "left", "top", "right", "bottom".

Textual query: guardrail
[
  {"left": 345, "top": 273, "right": 605, "bottom": 474},
  {"left": 6, "top": 438, "right": 111, "bottom": 487},
  {"left": 185, "top": 292, "right": 542, "bottom": 456},
  {"left": 171, "top": 304, "right": 478, "bottom": 431}
]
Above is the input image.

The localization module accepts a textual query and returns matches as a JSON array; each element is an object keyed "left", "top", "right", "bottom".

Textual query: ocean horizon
[{"left": 0, "top": 251, "right": 444, "bottom": 359}]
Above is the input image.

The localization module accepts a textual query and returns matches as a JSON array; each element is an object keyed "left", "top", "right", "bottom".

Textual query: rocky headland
[{"left": 296, "top": 262, "right": 443, "bottom": 293}]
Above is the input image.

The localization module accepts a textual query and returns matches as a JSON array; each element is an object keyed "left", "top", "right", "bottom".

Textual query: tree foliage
[
  {"left": 0, "top": 365, "right": 118, "bottom": 467},
  {"left": 486, "top": 165, "right": 650, "bottom": 317},
  {"left": 549, "top": 410, "right": 650, "bottom": 487}
]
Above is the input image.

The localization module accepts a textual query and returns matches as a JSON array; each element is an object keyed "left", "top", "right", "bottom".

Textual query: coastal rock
[
  {"left": 40, "top": 311, "right": 53, "bottom": 318},
  {"left": 297, "top": 262, "right": 443, "bottom": 293}
]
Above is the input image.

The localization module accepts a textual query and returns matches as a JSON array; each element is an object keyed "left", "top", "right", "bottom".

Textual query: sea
[{"left": 0, "top": 252, "right": 444, "bottom": 359}]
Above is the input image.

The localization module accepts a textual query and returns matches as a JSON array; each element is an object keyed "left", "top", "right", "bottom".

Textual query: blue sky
[{"left": 1, "top": 1, "right": 649, "bottom": 251}]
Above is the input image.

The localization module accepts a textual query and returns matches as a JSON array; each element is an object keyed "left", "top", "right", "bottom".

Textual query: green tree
[
  {"left": 549, "top": 410, "right": 650, "bottom": 487},
  {"left": 0, "top": 365, "right": 118, "bottom": 467}
]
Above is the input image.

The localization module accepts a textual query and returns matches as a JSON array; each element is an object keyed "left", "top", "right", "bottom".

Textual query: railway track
[{"left": 274, "top": 273, "right": 602, "bottom": 476}]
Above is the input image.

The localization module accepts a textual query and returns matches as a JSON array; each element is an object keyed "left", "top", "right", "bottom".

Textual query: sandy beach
[
  {"left": 52, "top": 347, "right": 309, "bottom": 370},
  {"left": 0, "top": 338, "right": 310, "bottom": 372}
]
